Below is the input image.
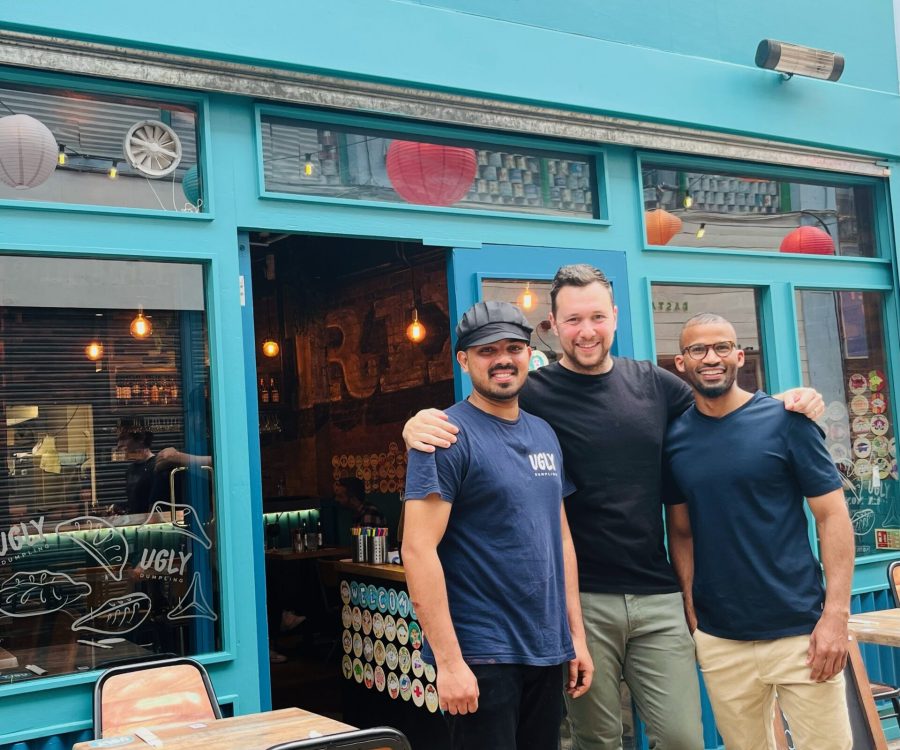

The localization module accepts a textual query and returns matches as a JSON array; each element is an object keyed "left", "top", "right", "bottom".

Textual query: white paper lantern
[{"left": 0, "top": 114, "right": 58, "bottom": 189}]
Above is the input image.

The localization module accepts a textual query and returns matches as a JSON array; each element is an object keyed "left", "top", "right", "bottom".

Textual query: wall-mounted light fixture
[{"left": 755, "top": 39, "right": 844, "bottom": 81}]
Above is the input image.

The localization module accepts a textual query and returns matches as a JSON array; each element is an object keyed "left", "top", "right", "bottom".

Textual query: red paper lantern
[
  {"left": 386, "top": 141, "right": 477, "bottom": 206},
  {"left": 779, "top": 225, "right": 835, "bottom": 255},
  {"left": 645, "top": 209, "right": 683, "bottom": 245}
]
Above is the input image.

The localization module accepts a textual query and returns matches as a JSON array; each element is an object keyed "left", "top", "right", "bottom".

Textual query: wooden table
[
  {"left": 334, "top": 560, "right": 406, "bottom": 584},
  {"left": 849, "top": 608, "right": 900, "bottom": 647},
  {"left": 265, "top": 546, "right": 350, "bottom": 562},
  {"left": 73, "top": 707, "right": 355, "bottom": 750}
]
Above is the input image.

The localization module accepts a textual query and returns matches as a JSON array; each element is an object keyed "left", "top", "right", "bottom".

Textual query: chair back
[
  {"left": 267, "top": 726, "right": 411, "bottom": 750},
  {"left": 888, "top": 559, "right": 900, "bottom": 607},
  {"left": 94, "top": 656, "right": 221, "bottom": 738}
]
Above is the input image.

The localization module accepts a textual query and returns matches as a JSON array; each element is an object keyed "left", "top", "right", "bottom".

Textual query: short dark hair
[
  {"left": 338, "top": 477, "right": 366, "bottom": 502},
  {"left": 550, "top": 264, "right": 614, "bottom": 314},
  {"left": 119, "top": 426, "right": 153, "bottom": 448},
  {"left": 679, "top": 313, "right": 735, "bottom": 348}
]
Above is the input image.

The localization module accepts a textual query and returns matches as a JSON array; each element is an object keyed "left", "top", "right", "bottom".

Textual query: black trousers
[{"left": 445, "top": 663, "right": 564, "bottom": 750}]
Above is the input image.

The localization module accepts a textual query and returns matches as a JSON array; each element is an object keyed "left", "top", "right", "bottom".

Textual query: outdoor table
[
  {"left": 849, "top": 608, "right": 900, "bottom": 647},
  {"left": 72, "top": 707, "right": 355, "bottom": 750}
]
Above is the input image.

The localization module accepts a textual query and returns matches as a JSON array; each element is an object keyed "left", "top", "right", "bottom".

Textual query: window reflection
[
  {"left": 796, "top": 290, "right": 895, "bottom": 557},
  {"left": 0, "top": 256, "right": 219, "bottom": 681},
  {"left": 642, "top": 162, "right": 876, "bottom": 257}
]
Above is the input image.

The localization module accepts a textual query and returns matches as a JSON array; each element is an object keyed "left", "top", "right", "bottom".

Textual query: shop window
[
  {"left": 641, "top": 161, "right": 876, "bottom": 257},
  {"left": 0, "top": 255, "right": 220, "bottom": 681},
  {"left": 0, "top": 83, "right": 202, "bottom": 212},
  {"left": 796, "top": 290, "right": 895, "bottom": 558},
  {"left": 261, "top": 115, "right": 600, "bottom": 219},
  {"left": 651, "top": 285, "right": 766, "bottom": 391}
]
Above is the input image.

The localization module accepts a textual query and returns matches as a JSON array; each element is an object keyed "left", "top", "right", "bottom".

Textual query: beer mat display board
[{"left": 340, "top": 577, "right": 438, "bottom": 713}]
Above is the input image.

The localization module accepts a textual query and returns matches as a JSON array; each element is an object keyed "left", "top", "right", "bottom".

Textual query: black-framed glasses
[{"left": 681, "top": 341, "right": 737, "bottom": 360}]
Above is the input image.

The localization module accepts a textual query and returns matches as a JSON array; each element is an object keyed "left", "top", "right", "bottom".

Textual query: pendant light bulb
[
  {"left": 108, "top": 160, "right": 119, "bottom": 180},
  {"left": 696, "top": 222, "right": 706, "bottom": 239},
  {"left": 517, "top": 282, "right": 535, "bottom": 311},
  {"left": 304, "top": 153, "right": 314, "bottom": 177},
  {"left": 406, "top": 309, "right": 426, "bottom": 344},
  {"left": 84, "top": 341, "right": 104, "bottom": 361},
  {"left": 683, "top": 195, "right": 693, "bottom": 209},
  {"left": 262, "top": 338, "right": 281, "bottom": 358},
  {"left": 58, "top": 145, "right": 67, "bottom": 166},
  {"left": 130, "top": 307, "right": 152, "bottom": 338}
]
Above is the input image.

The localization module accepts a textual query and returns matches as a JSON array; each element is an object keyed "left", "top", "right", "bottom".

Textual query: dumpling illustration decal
[
  {"left": 56, "top": 516, "right": 128, "bottom": 581},
  {"left": 167, "top": 572, "right": 217, "bottom": 621},
  {"left": 140, "top": 502, "right": 213, "bottom": 550},
  {"left": 72, "top": 592, "right": 152, "bottom": 634},
  {"left": 0, "top": 570, "right": 91, "bottom": 617}
]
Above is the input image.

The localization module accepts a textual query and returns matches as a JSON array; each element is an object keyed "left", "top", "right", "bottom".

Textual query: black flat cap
[{"left": 455, "top": 300, "right": 533, "bottom": 352}]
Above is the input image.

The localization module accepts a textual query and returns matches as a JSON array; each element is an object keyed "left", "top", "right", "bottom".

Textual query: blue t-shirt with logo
[
  {"left": 405, "top": 399, "right": 576, "bottom": 666},
  {"left": 663, "top": 391, "right": 842, "bottom": 640}
]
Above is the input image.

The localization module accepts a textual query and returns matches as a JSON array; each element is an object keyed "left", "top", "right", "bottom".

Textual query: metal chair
[
  {"left": 93, "top": 656, "right": 221, "bottom": 738},
  {"left": 267, "top": 726, "right": 411, "bottom": 750}
]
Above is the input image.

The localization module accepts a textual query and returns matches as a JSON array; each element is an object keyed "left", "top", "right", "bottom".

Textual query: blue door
[{"left": 448, "top": 244, "right": 633, "bottom": 399}]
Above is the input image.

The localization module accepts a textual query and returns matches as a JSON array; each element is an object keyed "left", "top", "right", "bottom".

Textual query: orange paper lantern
[
  {"left": 779, "top": 225, "right": 834, "bottom": 255},
  {"left": 386, "top": 141, "right": 477, "bottom": 206},
  {"left": 645, "top": 209, "right": 683, "bottom": 245}
]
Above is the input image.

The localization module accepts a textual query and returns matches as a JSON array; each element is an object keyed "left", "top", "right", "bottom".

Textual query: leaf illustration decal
[
  {"left": 0, "top": 570, "right": 91, "bottom": 617},
  {"left": 56, "top": 516, "right": 128, "bottom": 581},
  {"left": 141, "top": 502, "right": 212, "bottom": 549},
  {"left": 72, "top": 592, "right": 152, "bottom": 635}
]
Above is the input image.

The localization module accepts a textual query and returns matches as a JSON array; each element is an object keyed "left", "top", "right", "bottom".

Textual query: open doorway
[{"left": 248, "top": 233, "right": 455, "bottom": 718}]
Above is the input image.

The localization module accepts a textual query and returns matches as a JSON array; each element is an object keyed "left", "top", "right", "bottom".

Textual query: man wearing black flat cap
[{"left": 403, "top": 300, "right": 593, "bottom": 750}]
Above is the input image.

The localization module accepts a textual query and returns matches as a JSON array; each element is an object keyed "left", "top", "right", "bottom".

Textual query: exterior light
[
  {"left": 683, "top": 195, "right": 693, "bottom": 209},
  {"left": 517, "top": 282, "right": 536, "bottom": 311},
  {"left": 755, "top": 39, "right": 844, "bottom": 82},
  {"left": 107, "top": 160, "right": 119, "bottom": 180},
  {"left": 261, "top": 338, "right": 281, "bottom": 358},
  {"left": 130, "top": 307, "right": 152, "bottom": 338},
  {"left": 84, "top": 341, "right": 104, "bottom": 361},
  {"left": 304, "top": 153, "right": 314, "bottom": 176},
  {"left": 58, "top": 144, "right": 67, "bottom": 166},
  {"left": 696, "top": 223, "right": 706, "bottom": 239},
  {"left": 406, "top": 309, "right": 426, "bottom": 344}
]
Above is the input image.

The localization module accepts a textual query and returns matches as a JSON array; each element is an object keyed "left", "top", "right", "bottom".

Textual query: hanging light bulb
[
  {"left": 696, "top": 222, "right": 706, "bottom": 239},
  {"left": 107, "top": 160, "right": 119, "bottom": 180},
  {"left": 84, "top": 341, "right": 104, "bottom": 361},
  {"left": 517, "top": 282, "right": 535, "bottom": 311},
  {"left": 130, "top": 307, "right": 152, "bottom": 338},
  {"left": 406, "top": 309, "right": 426, "bottom": 344},
  {"left": 57, "top": 144, "right": 67, "bottom": 166},
  {"left": 304, "top": 153, "right": 314, "bottom": 177},
  {"left": 683, "top": 194, "right": 693, "bottom": 208},
  {"left": 261, "top": 338, "right": 280, "bottom": 358}
]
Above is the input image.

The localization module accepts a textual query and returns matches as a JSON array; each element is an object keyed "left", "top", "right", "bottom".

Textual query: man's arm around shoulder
[
  {"left": 561, "top": 504, "right": 593, "bottom": 698},
  {"left": 665, "top": 502, "right": 697, "bottom": 633}
]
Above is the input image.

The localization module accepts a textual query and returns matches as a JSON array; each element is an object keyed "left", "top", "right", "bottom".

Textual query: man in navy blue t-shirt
[
  {"left": 664, "top": 313, "right": 854, "bottom": 750},
  {"left": 403, "top": 300, "right": 593, "bottom": 750}
]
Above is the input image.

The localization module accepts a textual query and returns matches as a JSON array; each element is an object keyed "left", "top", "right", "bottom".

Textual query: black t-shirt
[
  {"left": 125, "top": 456, "right": 167, "bottom": 514},
  {"left": 519, "top": 357, "right": 693, "bottom": 594}
]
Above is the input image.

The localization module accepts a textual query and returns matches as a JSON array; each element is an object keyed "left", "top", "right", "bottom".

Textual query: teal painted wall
[{"left": 0, "top": 1, "right": 898, "bottom": 155}]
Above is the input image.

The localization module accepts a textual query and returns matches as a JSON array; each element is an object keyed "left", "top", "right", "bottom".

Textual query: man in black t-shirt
[{"left": 404, "top": 264, "right": 824, "bottom": 750}]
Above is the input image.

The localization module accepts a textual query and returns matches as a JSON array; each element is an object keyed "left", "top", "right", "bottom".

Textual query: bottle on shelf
[
  {"left": 305, "top": 516, "right": 319, "bottom": 552},
  {"left": 142, "top": 377, "right": 151, "bottom": 405},
  {"left": 270, "top": 377, "right": 280, "bottom": 404},
  {"left": 260, "top": 377, "right": 269, "bottom": 404},
  {"left": 316, "top": 519, "right": 323, "bottom": 548},
  {"left": 150, "top": 378, "right": 160, "bottom": 404}
]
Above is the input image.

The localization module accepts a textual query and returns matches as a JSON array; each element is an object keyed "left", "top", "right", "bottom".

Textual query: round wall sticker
[
  {"left": 342, "top": 654, "right": 353, "bottom": 680},
  {"left": 387, "top": 671, "right": 400, "bottom": 700},
  {"left": 852, "top": 416, "right": 872, "bottom": 434},
  {"left": 869, "top": 370, "right": 887, "bottom": 392},
  {"left": 412, "top": 678, "right": 426, "bottom": 707},
  {"left": 373, "top": 612, "right": 385, "bottom": 639},
  {"left": 374, "top": 665, "right": 386, "bottom": 692},
  {"left": 871, "top": 415, "right": 890, "bottom": 436},
  {"left": 849, "top": 373, "right": 868, "bottom": 395},
  {"left": 425, "top": 683, "right": 439, "bottom": 713},
  {"left": 851, "top": 395, "right": 870, "bottom": 416},
  {"left": 363, "top": 662, "right": 374, "bottom": 689},
  {"left": 362, "top": 609, "right": 373, "bottom": 635},
  {"left": 871, "top": 395, "right": 888, "bottom": 415}
]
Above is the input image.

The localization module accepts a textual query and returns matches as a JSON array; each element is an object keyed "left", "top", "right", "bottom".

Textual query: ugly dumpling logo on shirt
[{"left": 528, "top": 452, "right": 559, "bottom": 477}]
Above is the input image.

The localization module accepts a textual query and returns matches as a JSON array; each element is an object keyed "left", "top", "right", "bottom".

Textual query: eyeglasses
[{"left": 681, "top": 341, "right": 737, "bottom": 360}]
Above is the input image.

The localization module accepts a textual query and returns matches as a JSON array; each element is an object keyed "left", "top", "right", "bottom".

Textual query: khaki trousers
[{"left": 694, "top": 629, "right": 851, "bottom": 750}]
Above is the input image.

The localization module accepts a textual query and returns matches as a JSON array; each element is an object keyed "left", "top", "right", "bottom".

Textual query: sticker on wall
[
  {"left": 409, "top": 621, "right": 423, "bottom": 650},
  {"left": 425, "top": 683, "right": 439, "bottom": 713},
  {"left": 871, "top": 395, "right": 888, "bottom": 415},
  {"left": 341, "top": 605, "right": 352, "bottom": 630},
  {"left": 409, "top": 598, "right": 417, "bottom": 621},
  {"left": 387, "top": 671, "right": 400, "bottom": 700},
  {"left": 872, "top": 415, "right": 890, "bottom": 436},
  {"left": 854, "top": 459, "right": 873, "bottom": 483},
  {"left": 412, "top": 678, "right": 426, "bottom": 707},
  {"left": 875, "top": 457, "right": 891, "bottom": 480},
  {"left": 363, "top": 636, "right": 375, "bottom": 663},
  {"left": 363, "top": 662, "right": 374, "bottom": 690},
  {"left": 891, "top": 438, "right": 896, "bottom": 458},
  {"left": 424, "top": 663, "right": 437, "bottom": 683},
  {"left": 340, "top": 580, "right": 351, "bottom": 605},
  {"left": 374, "top": 665, "right": 386, "bottom": 692},
  {"left": 399, "top": 673, "right": 412, "bottom": 701},
  {"left": 851, "top": 395, "right": 870, "bottom": 416},
  {"left": 851, "top": 509, "right": 877, "bottom": 537},
  {"left": 342, "top": 654, "right": 353, "bottom": 680},
  {"left": 396, "top": 618, "right": 409, "bottom": 646},
  {"left": 829, "top": 423, "right": 849, "bottom": 442},
  {"left": 412, "top": 649, "right": 425, "bottom": 678},
  {"left": 386, "top": 642, "right": 399, "bottom": 671},
  {"left": 352, "top": 607, "right": 362, "bottom": 632},
  {"left": 853, "top": 437, "right": 873, "bottom": 460},
  {"left": 529, "top": 350, "right": 550, "bottom": 371},
  {"left": 873, "top": 436, "right": 890, "bottom": 457},
  {"left": 398, "top": 591, "right": 410, "bottom": 618},
  {"left": 849, "top": 373, "right": 869, "bottom": 395},
  {"left": 826, "top": 401, "right": 848, "bottom": 422},
  {"left": 829, "top": 444, "right": 850, "bottom": 465},
  {"left": 399, "top": 646, "right": 411, "bottom": 674},
  {"left": 373, "top": 612, "right": 385, "bottom": 639},
  {"left": 852, "top": 416, "right": 872, "bottom": 434},
  {"left": 869, "top": 370, "right": 887, "bottom": 392},
  {"left": 377, "top": 588, "right": 388, "bottom": 613},
  {"left": 876, "top": 529, "right": 900, "bottom": 550},
  {"left": 388, "top": 588, "right": 399, "bottom": 615},
  {"left": 352, "top": 657, "right": 364, "bottom": 684},
  {"left": 384, "top": 615, "right": 397, "bottom": 642},
  {"left": 374, "top": 639, "right": 386, "bottom": 666},
  {"left": 342, "top": 630, "right": 353, "bottom": 654},
  {"left": 350, "top": 581, "right": 359, "bottom": 605},
  {"left": 362, "top": 609, "right": 373, "bottom": 635},
  {"left": 353, "top": 632, "right": 363, "bottom": 658},
  {"left": 367, "top": 584, "right": 378, "bottom": 610}
]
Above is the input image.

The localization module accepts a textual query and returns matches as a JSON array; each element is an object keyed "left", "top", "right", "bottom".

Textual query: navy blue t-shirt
[
  {"left": 405, "top": 399, "right": 576, "bottom": 666},
  {"left": 663, "top": 391, "right": 842, "bottom": 641}
]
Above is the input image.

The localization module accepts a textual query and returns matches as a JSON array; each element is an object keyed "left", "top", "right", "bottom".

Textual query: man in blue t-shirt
[
  {"left": 664, "top": 313, "right": 854, "bottom": 750},
  {"left": 403, "top": 300, "right": 593, "bottom": 750}
]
